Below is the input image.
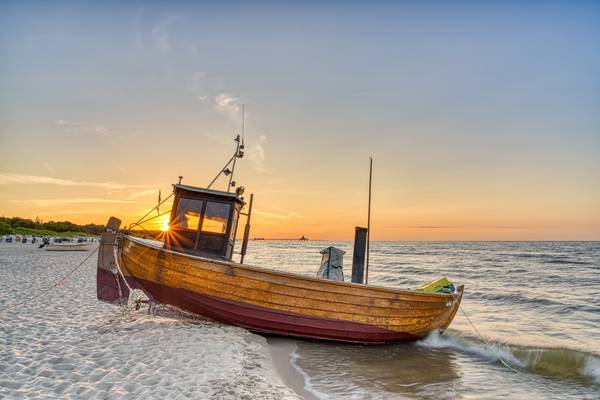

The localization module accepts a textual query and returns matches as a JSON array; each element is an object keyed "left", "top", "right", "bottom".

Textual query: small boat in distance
[
  {"left": 96, "top": 136, "right": 463, "bottom": 343},
  {"left": 46, "top": 242, "right": 92, "bottom": 251}
]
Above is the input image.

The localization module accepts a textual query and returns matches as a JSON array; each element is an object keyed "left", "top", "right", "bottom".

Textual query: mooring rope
[
  {"left": 112, "top": 241, "right": 137, "bottom": 311},
  {"left": 451, "top": 291, "right": 521, "bottom": 374},
  {"left": 11, "top": 247, "right": 99, "bottom": 308}
]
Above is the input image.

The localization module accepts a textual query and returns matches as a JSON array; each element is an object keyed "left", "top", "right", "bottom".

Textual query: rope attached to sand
[
  {"left": 11, "top": 247, "right": 99, "bottom": 308},
  {"left": 451, "top": 291, "right": 521, "bottom": 374}
]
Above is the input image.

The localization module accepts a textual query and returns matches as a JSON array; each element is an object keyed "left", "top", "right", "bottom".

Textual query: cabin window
[
  {"left": 201, "top": 201, "right": 231, "bottom": 234},
  {"left": 173, "top": 198, "right": 204, "bottom": 230}
]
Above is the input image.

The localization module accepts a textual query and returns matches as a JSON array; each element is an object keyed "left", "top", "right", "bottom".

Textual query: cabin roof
[
  {"left": 320, "top": 246, "right": 346, "bottom": 255},
  {"left": 173, "top": 183, "right": 243, "bottom": 203}
]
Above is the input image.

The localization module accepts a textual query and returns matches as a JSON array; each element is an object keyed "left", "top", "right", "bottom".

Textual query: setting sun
[{"left": 160, "top": 221, "right": 170, "bottom": 232}]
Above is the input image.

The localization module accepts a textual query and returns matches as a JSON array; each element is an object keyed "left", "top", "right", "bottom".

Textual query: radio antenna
[{"left": 241, "top": 104, "right": 245, "bottom": 147}]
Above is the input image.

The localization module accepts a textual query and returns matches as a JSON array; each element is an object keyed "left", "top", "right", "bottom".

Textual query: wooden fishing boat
[{"left": 96, "top": 137, "right": 463, "bottom": 343}]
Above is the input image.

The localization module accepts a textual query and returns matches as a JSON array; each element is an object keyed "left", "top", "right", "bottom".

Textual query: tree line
[{"left": 0, "top": 216, "right": 104, "bottom": 236}]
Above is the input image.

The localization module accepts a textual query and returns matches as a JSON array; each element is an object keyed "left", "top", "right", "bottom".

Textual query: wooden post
[
  {"left": 240, "top": 193, "right": 253, "bottom": 264},
  {"left": 97, "top": 217, "right": 129, "bottom": 305},
  {"left": 351, "top": 226, "right": 367, "bottom": 283}
]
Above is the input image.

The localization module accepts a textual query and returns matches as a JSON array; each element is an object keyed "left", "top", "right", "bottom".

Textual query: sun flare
[{"left": 158, "top": 214, "right": 170, "bottom": 232}]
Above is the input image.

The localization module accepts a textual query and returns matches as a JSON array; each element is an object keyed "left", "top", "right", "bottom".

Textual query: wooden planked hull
[{"left": 118, "top": 236, "right": 463, "bottom": 343}]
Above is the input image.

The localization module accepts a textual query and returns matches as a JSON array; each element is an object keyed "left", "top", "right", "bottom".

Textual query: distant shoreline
[{"left": 1, "top": 216, "right": 101, "bottom": 237}]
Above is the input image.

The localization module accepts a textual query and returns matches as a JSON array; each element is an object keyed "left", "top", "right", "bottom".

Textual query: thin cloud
[
  {"left": 15, "top": 198, "right": 141, "bottom": 207},
  {"left": 254, "top": 210, "right": 291, "bottom": 220},
  {"left": 151, "top": 16, "right": 179, "bottom": 51},
  {"left": 254, "top": 206, "right": 303, "bottom": 220},
  {"left": 202, "top": 132, "right": 233, "bottom": 146},
  {"left": 247, "top": 134, "right": 270, "bottom": 173},
  {"left": 188, "top": 71, "right": 209, "bottom": 95},
  {"left": 272, "top": 205, "right": 303, "bottom": 219},
  {"left": 41, "top": 163, "right": 54, "bottom": 172},
  {"left": 214, "top": 93, "right": 241, "bottom": 119},
  {"left": 0, "top": 172, "right": 153, "bottom": 191},
  {"left": 54, "top": 119, "right": 111, "bottom": 137},
  {"left": 125, "top": 189, "right": 161, "bottom": 200}
]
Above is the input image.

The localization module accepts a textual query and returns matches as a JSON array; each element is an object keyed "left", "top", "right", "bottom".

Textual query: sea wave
[
  {"left": 466, "top": 290, "right": 600, "bottom": 314},
  {"left": 417, "top": 331, "right": 600, "bottom": 385},
  {"left": 288, "top": 344, "right": 331, "bottom": 400}
]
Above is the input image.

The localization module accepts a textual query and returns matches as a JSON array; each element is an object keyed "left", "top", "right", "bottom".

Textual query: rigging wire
[
  {"left": 130, "top": 209, "right": 172, "bottom": 230},
  {"left": 207, "top": 152, "right": 238, "bottom": 189},
  {"left": 127, "top": 192, "right": 174, "bottom": 230}
]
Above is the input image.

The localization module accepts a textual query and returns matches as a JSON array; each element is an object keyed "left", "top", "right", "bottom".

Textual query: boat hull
[
  {"left": 46, "top": 243, "right": 92, "bottom": 251},
  {"left": 118, "top": 236, "right": 463, "bottom": 343}
]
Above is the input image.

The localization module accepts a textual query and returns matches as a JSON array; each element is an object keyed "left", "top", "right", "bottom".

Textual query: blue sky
[{"left": 1, "top": 1, "right": 599, "bottom": 239}]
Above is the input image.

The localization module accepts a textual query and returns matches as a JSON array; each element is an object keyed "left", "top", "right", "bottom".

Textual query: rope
[
  {"left": 451, "top": 291, "right": 521, "bottom": 374},
  {"left": 10, "top": 247, "right": 99, "bottom": 308},
  {"left": 133, "top": 209, "right": 171, "bottom": 228},
  {"left": 112, "top": 240, "right": 136, "bottom": 311}
]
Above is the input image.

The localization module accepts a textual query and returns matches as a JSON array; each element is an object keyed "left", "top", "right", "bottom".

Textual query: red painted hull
[
  {"left": 134, "top": 277, "right": 420, "bottom": 343},
  {"left": 96, "top": 266, "right": 129, "bottom": 305}
]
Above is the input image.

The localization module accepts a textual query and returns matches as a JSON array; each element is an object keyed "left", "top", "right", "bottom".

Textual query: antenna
[
  {"left": 365, "top": 157, "right": 373, "bottom": 285},
  {"left": 241, "top": 104, "right": 245, "bottom": 147}
]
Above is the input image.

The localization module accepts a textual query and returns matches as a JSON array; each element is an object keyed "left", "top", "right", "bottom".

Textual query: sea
[{"left": 1, "top": 241, "right": 599, "bottom": 399}]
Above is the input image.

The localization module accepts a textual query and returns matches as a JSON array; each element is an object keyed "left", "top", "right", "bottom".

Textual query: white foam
[
  {"left": 417, "top": 331, "right": 524, "bottom": 368},
  {"left": 582, "top": 356, "right": 600, "bottom": 384},
  {"left": 288, "top": 344, "right": 331, "bottom": 400}
]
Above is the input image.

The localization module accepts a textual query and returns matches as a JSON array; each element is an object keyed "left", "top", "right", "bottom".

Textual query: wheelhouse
[{"left": 164, "top": 184, "right": 244, "bottom": 260}]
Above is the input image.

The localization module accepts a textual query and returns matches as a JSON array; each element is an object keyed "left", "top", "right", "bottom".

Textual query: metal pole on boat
[
  {"left": 240, "top": 193, "right": 253, "bottom": 264},
  {"left": 227, "top": 105, "right": 245, "bottom": 192},
  {"left": 227, "top": 135, "right": 241, "bottom": 192},
  {"left": 365, "top": 157, "right": 373, "bottom": 285},
  {"left": 157, "top": 190, "right": 161, "bottom": 215}
]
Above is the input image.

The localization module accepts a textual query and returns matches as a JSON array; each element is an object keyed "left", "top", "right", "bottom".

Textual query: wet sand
[{"left": 266, "top": 337, "right": 319, "bottom": 400}]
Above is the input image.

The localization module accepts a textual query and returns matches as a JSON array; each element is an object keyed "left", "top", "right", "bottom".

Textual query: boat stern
[
  {"left": 439, "top": 284, "right": 464, "bottom": 333},
  {"left": 96, "top": 217, "right": 130, "bottom": 306}
]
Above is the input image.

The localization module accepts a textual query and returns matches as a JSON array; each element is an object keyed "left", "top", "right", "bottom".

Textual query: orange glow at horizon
[{"left": 0, "top": 151, "right": 598, "bottom": 241}]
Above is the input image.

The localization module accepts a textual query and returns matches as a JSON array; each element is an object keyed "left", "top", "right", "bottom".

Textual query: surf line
[
  {"left": 450, "top": 292, "right": 521, "bottom": 375},
  {"left": 10, "top": 247, "right": 99, "bottom": 310}
]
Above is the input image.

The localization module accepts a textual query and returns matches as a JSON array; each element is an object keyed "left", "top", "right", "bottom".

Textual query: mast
[
  {"left": 227, "top": 105, "right": 245, "bottom": 192},
  {"left": 365, "top": 157, "right": 373, "bottom": 285}
]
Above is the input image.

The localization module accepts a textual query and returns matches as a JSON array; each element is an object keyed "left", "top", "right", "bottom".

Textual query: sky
[{"left": 1, "top": 1, "right": 599, "bottom": 240}]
